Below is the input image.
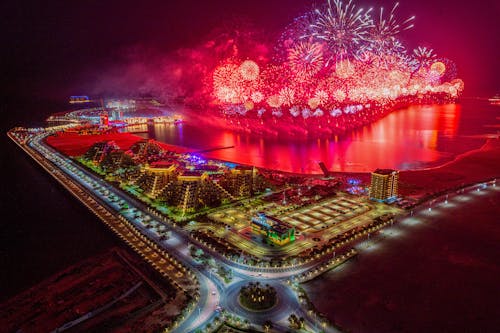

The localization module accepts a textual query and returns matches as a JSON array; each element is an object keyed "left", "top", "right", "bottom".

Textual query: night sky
[{"left": 1, "top": 0, "right": 499, "bottom": 111}]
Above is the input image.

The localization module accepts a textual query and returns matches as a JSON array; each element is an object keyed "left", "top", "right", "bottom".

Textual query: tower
[{"left": 369, "top": 169, "right": 399, "bottom": 202}]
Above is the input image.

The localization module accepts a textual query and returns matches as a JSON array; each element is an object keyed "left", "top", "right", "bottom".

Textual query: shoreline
[
  {"left": 398, "top": 137, "right": 500, "bottom": 198},
  {"left": 43, "top": 128, "right": 499, "bottom": 199}
]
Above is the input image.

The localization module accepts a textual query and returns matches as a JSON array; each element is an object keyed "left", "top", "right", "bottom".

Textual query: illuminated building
[
  {"left": 369, "top": 169, "right": 399, "bottom": 202},
  {"left": 135, "top": 162, "right": 177, "bottom": 198},
  {"left": 175, "top": 171, "right": 208, "bottom": 213},
  {"left": 158, "top": 170, "right": 232, "bottom": 214},
  {"left": 155, "top": 165, "right": 266, "bottom": 213},
  {"left": 79, "top": 139, "right": 266, "bottom": 214},
  {"left": 83, "top": 141, "right": 119, "bottom": 164},
  {"left": 100, "top": 150, "right": 137, "bottom": 174},
  {"left": 251, "top": 212, "right": 295, "bottom": 246},
  {"left": 69, "top": 95, "right": 91, "bottom": 104},
  {"left": 109, "top": 110, "right": 124, "bottom": 121},
  {"left": 100, "top": 113, "right": 109, "bottom": 126},
  {"left": 129, "top": 140, "right": 164, "bottom": 163},
  {"left": 222, "top": 166, "right": 264, "bottom": 197}
]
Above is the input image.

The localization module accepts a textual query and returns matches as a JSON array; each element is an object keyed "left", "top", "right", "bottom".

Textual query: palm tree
[
  {"left": 288, "top": 314, "right": 298, "bottom": 328},
  {"left": 263, "top": 320, "right": 273, "bottom": 332},
  {"left": 299, "top": 317, "right": 305, "bottom": 329}
]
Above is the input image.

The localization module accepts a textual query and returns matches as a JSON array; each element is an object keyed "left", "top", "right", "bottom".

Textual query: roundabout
[
  {"left": 220, "top": 280, "right": 302, "bottom": 325},
  {"left": 238, "top": 282, "right": 277, "bottom": 311}
]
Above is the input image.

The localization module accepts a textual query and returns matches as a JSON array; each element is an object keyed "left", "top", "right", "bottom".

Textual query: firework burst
[
  {"left": 287, "top": 40, "right": 325, "bottom": 78},
  {"left": 305, "top": 0, "right": 373, "bottom": 61},
  {"left": 239, "top": 60, "right": 260, "bottom": 81},
  {"left": 370, "top": 3, "right": 414, "bottom": 54},
  {"left": 412, "top": 46, "right": 437, "bottom": 68}
]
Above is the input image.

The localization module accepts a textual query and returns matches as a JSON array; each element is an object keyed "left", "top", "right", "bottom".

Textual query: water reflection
[{"left": 126, "top": 102, "right": 498, "bottom": 173}]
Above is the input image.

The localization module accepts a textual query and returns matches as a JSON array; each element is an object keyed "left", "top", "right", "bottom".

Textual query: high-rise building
[{"left": 369, "top": 169, "right": 399, "bottom": 202}]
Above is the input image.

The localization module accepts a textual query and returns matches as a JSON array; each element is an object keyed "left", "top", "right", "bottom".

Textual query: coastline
[
  {"left": 44, "top": 128, "right": 500, "bottom": 200},
  {"left": 398, "top": 137, "right": 500, "bottom": 198}
]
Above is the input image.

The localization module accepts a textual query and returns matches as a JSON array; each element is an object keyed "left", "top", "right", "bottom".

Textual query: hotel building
[{"left": 369, "top": 169, "right": 399, "bottom": 202}]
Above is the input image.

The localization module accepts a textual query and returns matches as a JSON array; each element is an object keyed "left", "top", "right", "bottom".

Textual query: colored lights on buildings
[{"left": 369, "top": 169, "right": 399, "bottom": 202}]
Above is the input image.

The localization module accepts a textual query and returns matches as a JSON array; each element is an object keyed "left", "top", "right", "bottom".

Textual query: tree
[
  {"left": 189, "top": 245, "right": 197, "bottom": 257},
  {"left": 299, "top": 317, "right": 305, "bottom": 329},
  {"left": 288, "top": 314, "right": 299, "bottom": 329},
  {"left": 263, "top": 320, "right": 273, "bottom": 332}
]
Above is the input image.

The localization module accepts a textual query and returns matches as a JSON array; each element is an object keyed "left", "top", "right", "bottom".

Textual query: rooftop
[
  {"left": 179, "top": 170, "right": 204, "bottom": 177},
  {"left": 150, "top": 161, "right": 175, "bottom": 169},
  {"left": 373, "top": 169, "right": 398, "bottom": 176}
]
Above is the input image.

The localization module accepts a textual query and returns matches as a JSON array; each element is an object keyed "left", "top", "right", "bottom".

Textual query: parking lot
[{"left": 280, "top": 195, "right": 371, "bottom": 233}]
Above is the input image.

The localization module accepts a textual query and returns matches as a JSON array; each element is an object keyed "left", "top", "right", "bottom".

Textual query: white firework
[
  {"left": 288, "top": 40, "right": 325, "bottom": 77},
  {"left": 305, "top": 0, "right": 374, "bottom": 60},
  {"left": 369, "top": 2, "right": 414, "bottom": 54},
  {"left": 413, "top": 47, "right": 436, "bottom": 65}
]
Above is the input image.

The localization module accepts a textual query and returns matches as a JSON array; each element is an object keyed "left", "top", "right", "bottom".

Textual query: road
[
  {"left": 12, "top": 126, "right": 495, "bottom": 332},
  {"left": 11, "top": 128, "right": 342, "bottom": 332}
]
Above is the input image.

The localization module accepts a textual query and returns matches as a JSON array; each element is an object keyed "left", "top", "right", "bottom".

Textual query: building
[
  {"left": 69, "top": 95, "right": 91, "bottom": 104},
  {"left": 100, "top": 150, "right": 137, "bottom": 174},
  {"left": 99, "top": 113, "right": 109, "bottom": 126},
  {"left": 221, "top": 166, "right": 265, "bottom": 197},
  {"left": 135, "top": 162, "right": 177, "bottom": 198},
  {"left": 128, "top": 140, "right": 163, "bottom": 163},
  {"left": 157, "top": 170, "right": 232, "bottom": 214},
  {"left": 251, "top": 212, "right": 295, "bottom": 246},
  {"left": 83, "top": 141, "right": 119, "bottom": 164},
  {"left": 369, "top": 169, "right": 399, "bottom": 202}
]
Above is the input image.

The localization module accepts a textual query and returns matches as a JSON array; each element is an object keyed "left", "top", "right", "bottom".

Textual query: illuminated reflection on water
[{"left": 141, "top": 100, "right": 498, "bottom": 173}]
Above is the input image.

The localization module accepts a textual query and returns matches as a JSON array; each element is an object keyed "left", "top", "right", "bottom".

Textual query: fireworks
[
  {"left": 278, "top": 87, "right": 296, "bottom": 106},
  {"left": 370, "top": 3, "right": 414, "bottom": 55},
  {"left": 251, "top": 91, "right": 264, "bottom": 103},
  {"left": 314, "top": 90, "right": 329, "bottom": 105},
  {"left": 267, "top": 95, "right": 282, "bottom": 108},
  {"left": 287, "top": 40, "right": 325, "bottom": 78},
  {"left": 208, "top": 0, "right": 463, "bottom": 136},
  {"left": 335, "top": 59, "right": 355, "bottom": 78},
  {"left": 412, "top": 46, "right": 437, "bottom": 68},
  {"left": 239, "top": 60, "right": 260, "bottom": 81},
  {"left": 306, "top": 0, "right": 373, "bottom": 61},
  {"left": 430, "top": 61, "right": 446, "bottom": 76}
]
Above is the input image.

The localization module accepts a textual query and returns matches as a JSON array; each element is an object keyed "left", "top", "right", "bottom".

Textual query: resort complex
[{"left": 4, "top": 0, "right": 500, "bottom": 332}]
